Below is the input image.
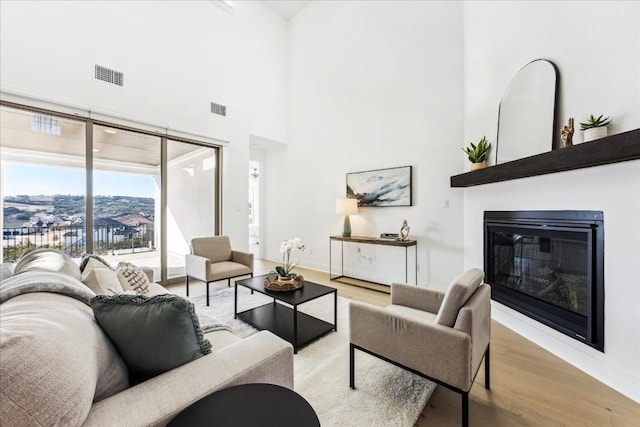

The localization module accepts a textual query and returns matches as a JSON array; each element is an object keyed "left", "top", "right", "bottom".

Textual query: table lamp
[{"left": 336, "top": 198, "right": 358, "bottom": 237}]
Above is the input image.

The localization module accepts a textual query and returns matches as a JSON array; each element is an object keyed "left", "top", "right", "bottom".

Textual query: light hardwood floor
[{"left": 168, "top": 261, "right": 639, "bottom": 427}]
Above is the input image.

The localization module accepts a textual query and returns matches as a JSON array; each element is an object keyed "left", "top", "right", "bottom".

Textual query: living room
[{"left": 1, "top": 0, "right": 639, "bottom": 426}]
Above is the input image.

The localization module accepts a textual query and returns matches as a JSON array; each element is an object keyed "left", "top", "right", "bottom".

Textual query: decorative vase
[
  {"left": 470, "top": 161, "right": 487, "bottom": 171},
  {"left": 583, "top": 127, "right": 608, "bottom": 142}
]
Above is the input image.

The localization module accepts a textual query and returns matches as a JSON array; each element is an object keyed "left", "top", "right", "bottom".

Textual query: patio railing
[{"left": 2, "top": 224, "right": 155, "bottom": 262}]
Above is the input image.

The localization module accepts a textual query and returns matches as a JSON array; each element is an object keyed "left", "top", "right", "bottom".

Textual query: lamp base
[{"left": 342, "top": 215, "right": 352, "bottom": 237}]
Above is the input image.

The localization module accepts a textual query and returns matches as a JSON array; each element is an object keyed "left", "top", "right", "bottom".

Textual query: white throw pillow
[
  {"left": 116, "top": 262, "right": 150, "bottom": 295},
  {"left": 82, "top": 268, "right": 124, "bottom": 295},
  {"left": 81, "top": 258, "right": 122, "bottom": 294}
]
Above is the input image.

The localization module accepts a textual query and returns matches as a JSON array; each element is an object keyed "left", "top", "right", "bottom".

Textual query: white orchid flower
[{"left": 277, "top": 237, "right": 306, "bottom": 277}]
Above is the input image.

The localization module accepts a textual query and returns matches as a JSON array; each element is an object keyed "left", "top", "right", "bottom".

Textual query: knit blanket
[
  {"left": 0, "top": 270, "right": 232, "bottom": 333},
  {"left": 0, "top": 270, "right": 95, "bottom": 305}
]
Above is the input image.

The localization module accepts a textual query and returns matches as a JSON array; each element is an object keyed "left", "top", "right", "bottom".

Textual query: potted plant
[
  {"left": 462, "top": 136, "right": 491, "bottom": 171},
  {"left": 580, "top": 114, "right": 611, "bottom": 142}
]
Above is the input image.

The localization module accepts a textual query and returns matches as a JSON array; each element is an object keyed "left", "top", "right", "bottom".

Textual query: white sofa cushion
[{"left": 0, "top": 293, "right": 129, "bottom": 426}]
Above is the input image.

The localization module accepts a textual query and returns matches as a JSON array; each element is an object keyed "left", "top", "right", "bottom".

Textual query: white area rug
[{"left": 191, "top": 286, "right": 436, "bottom": 427}]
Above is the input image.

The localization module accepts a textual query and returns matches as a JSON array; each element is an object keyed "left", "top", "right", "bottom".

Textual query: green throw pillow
[
  {"left": 80, "top": 253, "right": 113, "bottom": 273},
  {"left": 90, "top": 294, "right": 212, "bottom": 383}
]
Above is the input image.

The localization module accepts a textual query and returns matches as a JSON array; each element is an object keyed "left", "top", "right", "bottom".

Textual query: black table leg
[
  {"left": 234, "top": 283, "right": 238, "bottom": 319},
  {"left": 293, "top": 305, "right": 298, "bottom": 354},
  {"left": 334, "top": 290, "right": 338, "bottom": 331}
]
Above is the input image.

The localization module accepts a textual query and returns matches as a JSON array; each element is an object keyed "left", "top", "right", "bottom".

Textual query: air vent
[
  {"left": 95, "top": 64, "right": 124, "bottom": 86},
  {"left": 210, "top": 102, "right": 227, "bottom": 117}
]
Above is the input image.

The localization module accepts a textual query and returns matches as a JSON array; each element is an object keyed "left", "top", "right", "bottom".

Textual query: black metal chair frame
[
  {"left": 186, "top": 273, "right": 253, "bottom": 306},
  {"left": 349, "top": 342, "right": 490, "bottom": 427}
]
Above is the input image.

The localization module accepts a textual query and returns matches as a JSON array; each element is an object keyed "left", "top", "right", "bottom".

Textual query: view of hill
[{"left": 3, "top": 195, "right": 155, "bottom": 219}]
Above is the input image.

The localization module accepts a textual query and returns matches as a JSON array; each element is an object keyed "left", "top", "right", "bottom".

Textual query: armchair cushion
[
  {"left": 391, "top": 283, "right": 445, "bottom": 314},
  {"left": 435, "top": 268, "right": 484, "bottom": 327},
  {"left": 191, "top": 236, "right": 232, "bottom": 263},
  {"left": 209, "top": 261, "right": 253, "bottom": 282}
]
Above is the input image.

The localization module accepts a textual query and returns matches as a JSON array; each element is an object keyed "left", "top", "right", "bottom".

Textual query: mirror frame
[{"left": 495, "top": 59, "right": 559, "bottom": 164}]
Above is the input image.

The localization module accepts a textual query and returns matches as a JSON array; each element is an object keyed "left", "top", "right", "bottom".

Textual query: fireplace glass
[{"left": 485, "top": 211, "right": 604, "bottom": 351}]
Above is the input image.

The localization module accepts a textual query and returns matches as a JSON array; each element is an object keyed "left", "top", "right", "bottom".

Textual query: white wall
[
  {"left": 463, "top": 1, "right": 640, "bottom": 401},
  {"left": 0, "top": 0, "right": 288, "bottom": 250},
  {"left": 264, "top": 0, "right": 466, "bottom": 287},
  {"left": 463, "top": 0, "right": 640, "bottom": 155}
]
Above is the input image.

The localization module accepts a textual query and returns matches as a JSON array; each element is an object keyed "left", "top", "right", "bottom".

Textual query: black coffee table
[
  {"left": 235, "top": 274, "right": 337, "bottom": 353},
  {"left": 167, "top": 383, "right": 320, "bottom": 426}
]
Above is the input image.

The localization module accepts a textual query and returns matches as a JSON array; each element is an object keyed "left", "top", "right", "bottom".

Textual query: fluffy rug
[{"left": 191, "top": 286, "right": 436, "bottom": 427}]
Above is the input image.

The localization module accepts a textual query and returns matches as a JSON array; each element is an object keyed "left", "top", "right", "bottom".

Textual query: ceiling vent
[
  {"left": 210, "top": 102, "right": 227, "bottom": 117},
  {"left": 95, "top": 64, "right": 124, "bottom": 87}
]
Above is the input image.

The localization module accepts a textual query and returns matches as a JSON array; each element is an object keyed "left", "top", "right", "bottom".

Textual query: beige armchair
[
  {"left": 185, "top": 236, "right": 253, "bottom": 306},
  {"left": 349, "top": 268, "right": 491, "bottom": 427}
]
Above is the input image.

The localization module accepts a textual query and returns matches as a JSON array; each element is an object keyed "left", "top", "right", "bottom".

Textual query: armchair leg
[
  {"left": 485, "top": 343, "right": 491, "bottom": 390},
  {"left": 227, "top": 278, "right": 231, "bottom": 287},
  {"left": 186, "top": 276, "right": 189, "bottom": 297},
  {"left": 206, "top": 281, "right": 210, "bottom": 306},
  {"left": 462, "top": 391, "right": 469, "bottom": 427},
  {"left": 349, "top": 343, "right": 355, "bottom": 389}
]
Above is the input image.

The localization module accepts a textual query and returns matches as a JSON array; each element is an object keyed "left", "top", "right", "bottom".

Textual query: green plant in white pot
[
  {"left": 462, "top": 136, "right": 491, "bottom": 171},
  {"left": 580, "top": 114, "right": 611, "bottom": 142}
]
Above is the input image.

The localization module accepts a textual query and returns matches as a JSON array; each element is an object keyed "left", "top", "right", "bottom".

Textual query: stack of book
[{"left": 379, "top": 233, "right": 399, "bottom": 240}]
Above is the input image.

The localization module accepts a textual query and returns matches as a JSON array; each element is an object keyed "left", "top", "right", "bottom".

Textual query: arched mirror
[{"left": 496, "top": 59, "right": 558, "bottom": 164}]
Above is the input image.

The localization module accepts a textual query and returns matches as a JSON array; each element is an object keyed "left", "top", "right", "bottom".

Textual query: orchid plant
[{"left": 276, "top": 237, "right": 306, "bottom": 277}]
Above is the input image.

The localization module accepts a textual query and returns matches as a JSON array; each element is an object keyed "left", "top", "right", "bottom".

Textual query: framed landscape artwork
[{"left": 346, "top": 166, "right": 412, "bottom": 207}]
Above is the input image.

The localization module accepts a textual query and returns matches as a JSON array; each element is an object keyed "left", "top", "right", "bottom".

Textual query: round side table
[{"left": 168, "top": 383, "right": 320, "bottom": 427}]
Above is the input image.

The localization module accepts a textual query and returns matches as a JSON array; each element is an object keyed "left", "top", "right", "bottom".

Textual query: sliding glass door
[
  {"left": 93, "top": 124, "right": 162, "bottom": 279},
  {"left": 1, "top": 105, "right": 86, "bottom": 261},
  {"left": 1, "top": 102, "right": 221, "bottom": 285},
  {"left": 166, "top": 140, "right": 217, "bottom": 280}
]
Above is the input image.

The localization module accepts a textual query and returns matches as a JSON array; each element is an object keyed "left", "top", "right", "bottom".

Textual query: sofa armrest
[
  {"left": 84, "top": 331, "right": 293, "bottom": 427},
  {"left": 390, "top": 283, "right": 444, "bottom": 314},
  {"left": 139, "top": 266, "right": 154, "bottom": 283},
  {"left": 349, "top": 300, "right": 472, "bottom": 391},
  {"left": 185, "top": 254, "right": 211, "bottom": 282},
  {"left": 231, "top": 250, "right": 253, "bottom": 271}
]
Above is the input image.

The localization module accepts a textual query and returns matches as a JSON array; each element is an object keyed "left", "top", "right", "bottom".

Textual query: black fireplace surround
[{"left": 484, "top": 211, "right": 604, "bottom": 352}]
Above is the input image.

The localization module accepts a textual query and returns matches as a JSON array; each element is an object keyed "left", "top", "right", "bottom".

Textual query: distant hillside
[{"left": 3, "top": 195, "right": 155, "bottom": 218}]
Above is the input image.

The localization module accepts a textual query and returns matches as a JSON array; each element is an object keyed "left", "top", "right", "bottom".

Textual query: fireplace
[{"left": 484, "top": 211, "right": 604, "bottom": 351}]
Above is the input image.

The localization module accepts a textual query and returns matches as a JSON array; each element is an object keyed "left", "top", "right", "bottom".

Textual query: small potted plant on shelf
[
  {"left": 580, "top": 114, "right": 611, "bottom": 142},
  {"left": 462, "top": 136, "right": 491, "bottom": 171}
]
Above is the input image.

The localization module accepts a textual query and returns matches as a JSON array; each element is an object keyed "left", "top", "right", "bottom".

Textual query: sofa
[{"left": 0, "top": 250, "right": 294, "bottom": 426}]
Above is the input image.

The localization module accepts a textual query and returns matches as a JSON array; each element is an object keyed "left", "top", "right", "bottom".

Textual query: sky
[{"left": 2, "top": 163, "right": 155, "bottom": 198}]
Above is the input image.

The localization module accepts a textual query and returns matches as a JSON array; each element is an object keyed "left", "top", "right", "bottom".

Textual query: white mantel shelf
[{"left": 451, "top": 128, "right": 640, "bottom": 188}]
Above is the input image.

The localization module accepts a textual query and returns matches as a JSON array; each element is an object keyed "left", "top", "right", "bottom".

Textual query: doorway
[{"left": 248, "top": 160, "right": 260, "bottom": 258}]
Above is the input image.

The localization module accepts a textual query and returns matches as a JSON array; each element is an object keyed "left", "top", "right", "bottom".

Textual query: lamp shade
[{"left": 336, "top": 198, "right": 358, "bottom": 215}]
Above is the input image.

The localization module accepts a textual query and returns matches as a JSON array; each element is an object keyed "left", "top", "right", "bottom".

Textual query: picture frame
[{"left": 346, "top": 166, "right": 412, "bottom": 207}]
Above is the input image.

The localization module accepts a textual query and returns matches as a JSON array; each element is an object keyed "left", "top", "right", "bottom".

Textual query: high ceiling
[{"left": 262, "top": 0, "right": 311, "bottom": 19}]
